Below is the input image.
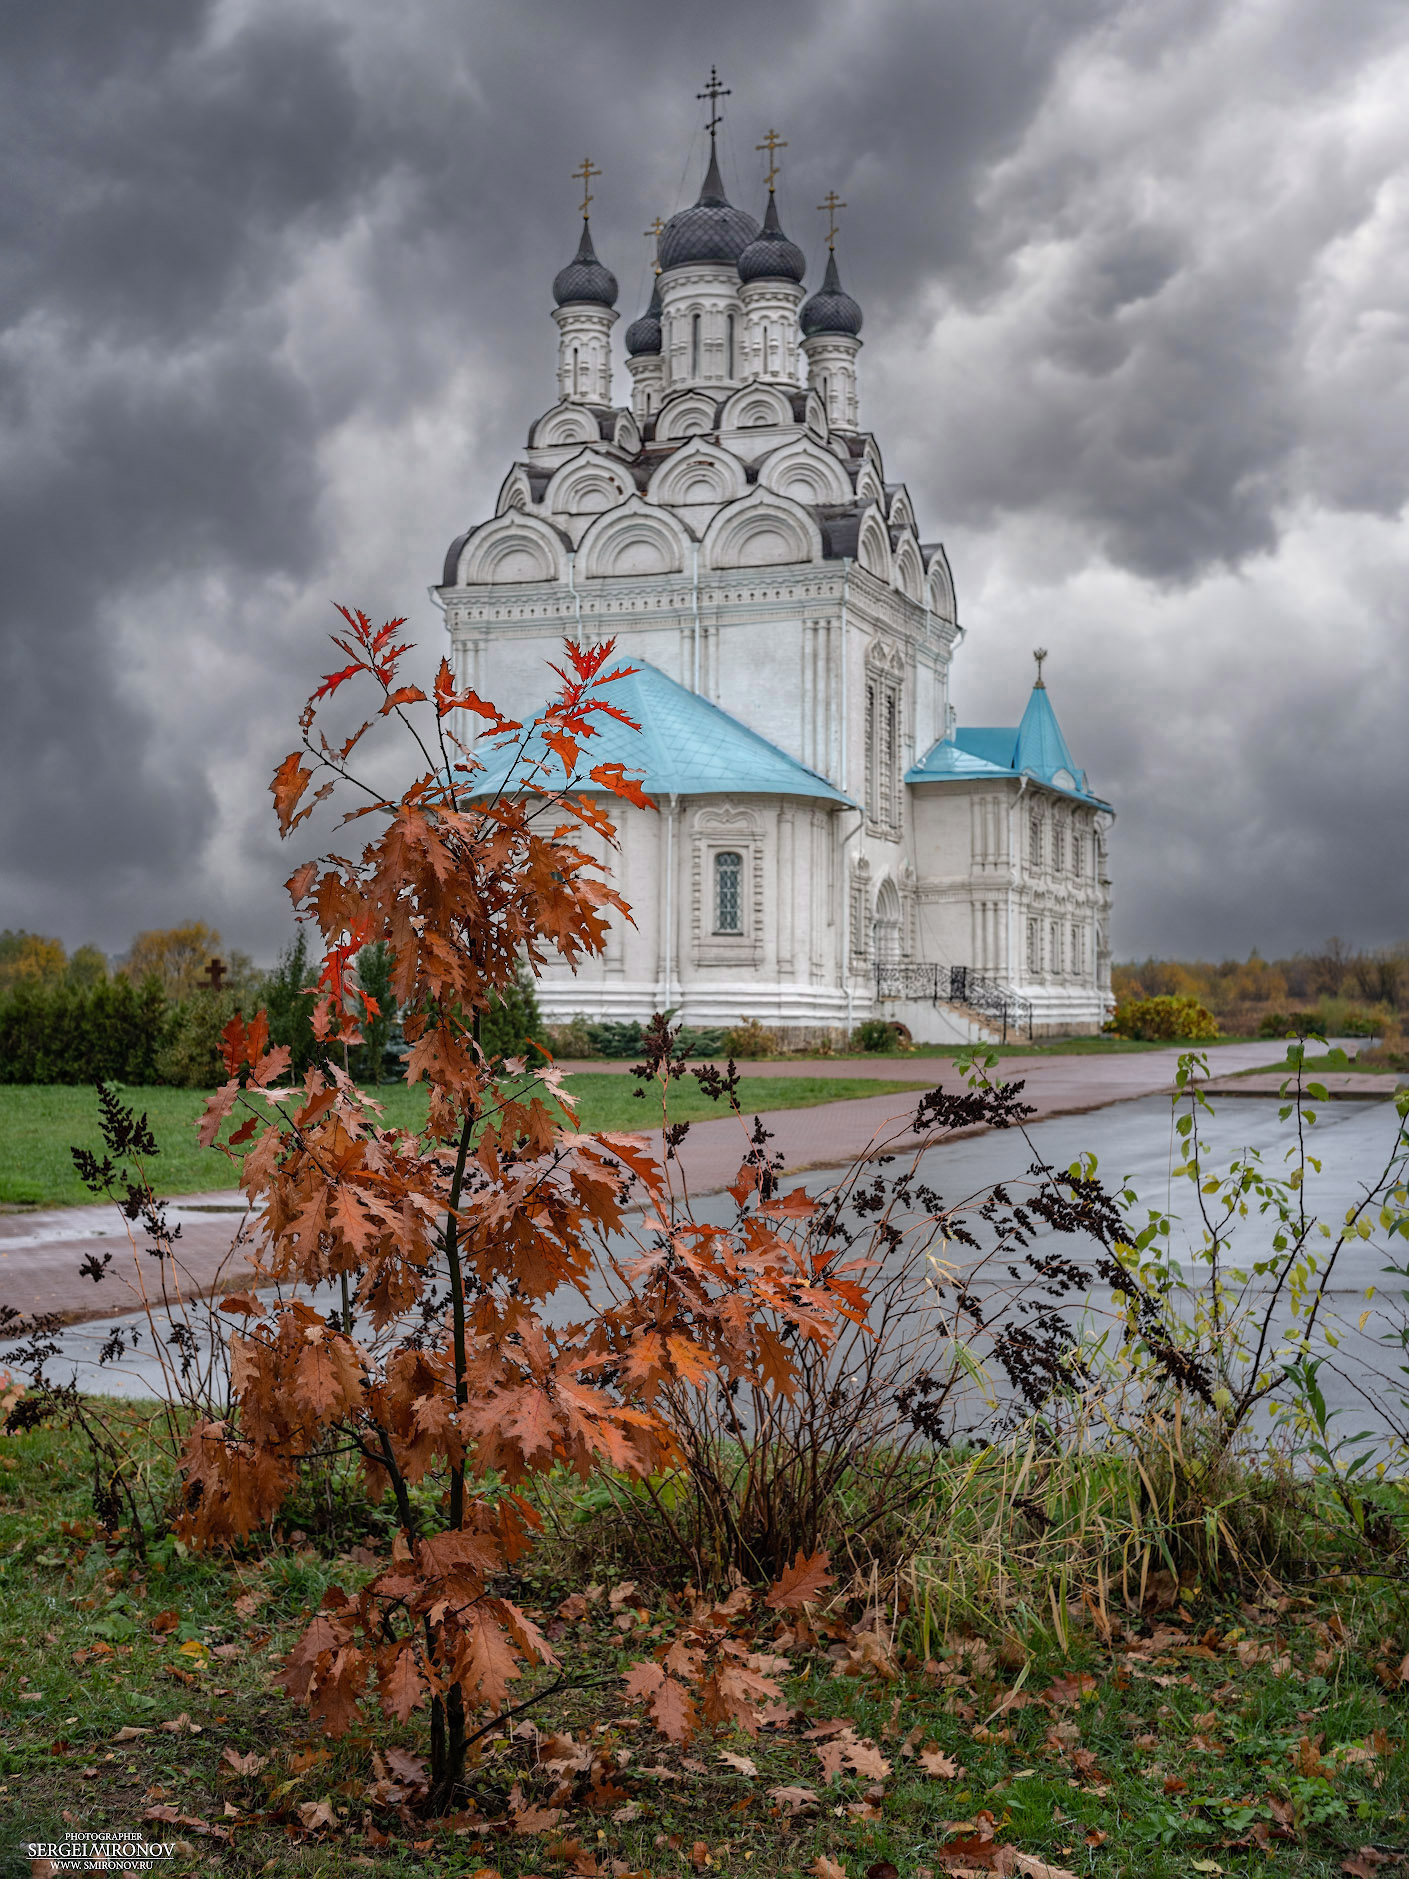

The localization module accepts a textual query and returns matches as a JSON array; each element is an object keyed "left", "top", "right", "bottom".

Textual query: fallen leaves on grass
[
  {"left": 718, "top": 1751, "right": 757, "bottom": 1776},
  {"left": 766, "top": 1785, "right": 819, "bottom": 1813},
  {"left": 916, "top": 1744, "right": 964, "bottom": 1778},
  {"left": 221, "top": 1746, "right": 267, "bottom": 1775}
]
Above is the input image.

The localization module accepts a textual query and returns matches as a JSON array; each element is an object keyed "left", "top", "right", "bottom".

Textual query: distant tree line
[
  {"left": 1114, "top": 938, "right": 1407, "bottom": 1036},
  {"left": 0, "top": 923, "right": 560, "bottom": 1089}
]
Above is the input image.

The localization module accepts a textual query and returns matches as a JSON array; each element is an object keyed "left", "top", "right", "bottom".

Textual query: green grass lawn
[
  {"left": 1230, "top": 1048, "right": 1402, "bottom": 1079},
  {"left": 3, "top": 1409, "right": 1407, "bottom": 1876},
  {"left": 0, "top": 1075, "right": 928, "bottom": 1209}
]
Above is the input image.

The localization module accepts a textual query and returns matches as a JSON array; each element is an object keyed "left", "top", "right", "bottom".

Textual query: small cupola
[
  {"left": 552, "top": 218, "right": 619, "bottom": 308},
  {"left": 737, "top": 191, "right": 807, "bottom": 284},
  {"left": 800, "top": 249, "right": 863, "bottom": 337},
  {"left": 625, "top": 276, "right": 663, "bottom": 356}
]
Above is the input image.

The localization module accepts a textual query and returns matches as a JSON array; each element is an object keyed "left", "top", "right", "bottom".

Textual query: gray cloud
[{"left": 0, "top": 0, "right": 1405, "bottom": 963}]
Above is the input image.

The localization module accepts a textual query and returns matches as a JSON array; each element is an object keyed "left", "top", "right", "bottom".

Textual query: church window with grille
[
  {"left": 713, "top": 851, "right": 743, "bottom": 934},
  {"left": 571, "top": 347, "right": 580, "bottom": 396},
  {"left": 1072, "top": 832, "right": 1084, "bottom": 878},
  {"left": 691, "top": 313, "right": 702, "bottom": 377},
  {"left": 1029, "top": 813, "right": 1043, "bottom": 870},
  {"left": 1026, "top": 917, "right": 1040, "bottom": 975},
  {"left": 1052, "top": 823, "right": 1065, "bottom": 873},
  {"left": 865, "top": 667, "right": 903, "bottom": 837},
  {"left": 726, "top": 313, "right": 736, "bottom": 379}
]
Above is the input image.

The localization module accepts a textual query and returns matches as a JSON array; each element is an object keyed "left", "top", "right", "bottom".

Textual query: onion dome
[
  {"left": 552, "top": 219, "right": 618, "bottom": 307},
  {"left": 800, "top": 249, "right": 863, "bottom": 337},
  {"left": 625, "top": 276, "right": 663, "bottom": 355},
  {"left": 657, "top": 146, "right": 759, "bottom": 272},
  {"left": 737, "top": 190, "right": 806, "bottom": 284}
]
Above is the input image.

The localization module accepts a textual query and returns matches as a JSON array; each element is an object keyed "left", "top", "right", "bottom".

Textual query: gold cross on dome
[
  {"left": 1033, "top": 646, "right": 1049, "bottom": 688},
  {"left": 818, "top": 189, "right": 847, "bottom": 249},
  {"left": 696, "top": 65, "right": 730, "bottom": 140},
  {"left": 756, "top": 128, "right": 787, "bottom": 191},
  {"left": 644, "top": 215, "right": 664, "bottom": 273},
  {"left": 572, "top": 156, "right": 601, "bottom": 217}
]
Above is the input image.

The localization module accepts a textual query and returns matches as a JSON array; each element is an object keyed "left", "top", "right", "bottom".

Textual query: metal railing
[{"left": 873, "top": 962, "right": 1033, "bottom": 1042}]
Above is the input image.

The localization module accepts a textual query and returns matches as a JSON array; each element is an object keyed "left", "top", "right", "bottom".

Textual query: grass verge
[
  {"left": 0, "top": 1076, "right": 927, "bottom": 1209},
  {"left": 3, "top": 1411, "right": 1409, "bottom": 1876}
]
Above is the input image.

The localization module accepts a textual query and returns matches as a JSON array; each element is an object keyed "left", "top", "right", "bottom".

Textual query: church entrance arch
[{"left": 872, "top": 878, "right": 901, "bottom": 966}]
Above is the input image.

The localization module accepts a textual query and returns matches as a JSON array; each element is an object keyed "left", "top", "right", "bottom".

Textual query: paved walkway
[{"left": 1, "top": 1042, "right": 1384, "bottom": 1327}]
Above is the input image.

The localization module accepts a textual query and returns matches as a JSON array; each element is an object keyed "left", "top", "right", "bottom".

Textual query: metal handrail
[{"left": 874, "top": 961, "right": 1033, "bottom": 1042}]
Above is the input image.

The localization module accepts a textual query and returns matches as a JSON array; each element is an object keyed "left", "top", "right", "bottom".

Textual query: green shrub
[
  {"left": 258, "top": 931, "right": 328, "bottom": 1079},
  {"left": 587, "top": 1020, "right": 644, "bottom": 1059},
  {"left": 352, "top": 941, "right": 398, "bottom": 1084},
  {"left": 154, "top": 990, "right": 245, "bottom": 1089},
  {"left": 480, "top": 960, "right": 544, "bottom": 1064},
  {"left": 851, "top": 1018, "right": 912, "bottom": 1053},
  {"left": 1105, "top": 994, "right": 1220, "bottom": 1041},
  {"left": 0, "top": 976, "right": 169, "bottom": 1083},
  {"left": 719, "top": 1016, "right": 778, "bottom": 1060},
  {"left": 1257, "top": 1010, "right": 1304, "bottom": 1039}
]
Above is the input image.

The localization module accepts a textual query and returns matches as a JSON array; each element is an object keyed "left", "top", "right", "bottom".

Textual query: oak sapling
[{"left": 180, "top": 608, "right": 866, "bottom": 1808}]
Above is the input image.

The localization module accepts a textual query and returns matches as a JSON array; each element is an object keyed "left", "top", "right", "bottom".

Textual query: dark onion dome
[
  {"left": 737, "top": 190, "right": 806, "bottom": 284},
  {"left": 657, "top": 146, "right": 759, "bottom": 272},
  {"left": 552, "top": 219, "right": 618, "bottom": 307},
  {"left": 800, "top": 248, "right": 863, "bottom": 337},
  {"left": 625, "top": 276, "right": 663, "bottom": 355}
]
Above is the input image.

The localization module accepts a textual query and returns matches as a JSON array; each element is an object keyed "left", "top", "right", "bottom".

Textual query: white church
[{"left": 437, "top": 95, "right": 1115, "bottom": 1043}]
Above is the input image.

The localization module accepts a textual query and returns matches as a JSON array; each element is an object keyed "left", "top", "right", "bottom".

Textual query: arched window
[
  {"left": 571, "top": 347, "right": 580, "bottom": 396},
  {"left": 691, "top": 313, "right": 701, "bottom": 378},
  {"left": 763, "top": 329, "right": 772, "bottom": 376},
  {"left": 1028, "top": 813, "right": 1042, "bottom": 870},
  {"left": 713, "top": 851, "right": 743, "bottom": 934},
  {"left": 726, "top": 313, "right": 736, "bottom": 379}
]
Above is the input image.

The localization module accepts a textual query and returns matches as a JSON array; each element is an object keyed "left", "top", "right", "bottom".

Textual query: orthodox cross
[
  {"left": 696, "top": 66, "right": 730, "bottom": 145},
  {"left": 756, "top": 128, "right": 787, "bottom": 191},
  {"left": 1033, "top": 647, "right": 1049, "bottom": 689},
  {"left": 818, "top": 189, "right": 847, "bottom": 249},
  {"left": 571, "top": 156, "right": 601, "bottom": 218},
  {"left": 199, "top": 956, "right": 227, "bottom": 993},
  {"left": 644, "top": 215, "right": 663, "bottom": 272}
]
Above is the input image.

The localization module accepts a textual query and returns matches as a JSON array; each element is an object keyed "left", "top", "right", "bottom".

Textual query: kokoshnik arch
[{"left": 435, "top": 76, "right": 1115, "bottom": 1042}]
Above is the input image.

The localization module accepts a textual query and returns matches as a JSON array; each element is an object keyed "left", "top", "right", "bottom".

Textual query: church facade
[{"left": 436, "top": 114, "right": 1114, "bottom": 1042}]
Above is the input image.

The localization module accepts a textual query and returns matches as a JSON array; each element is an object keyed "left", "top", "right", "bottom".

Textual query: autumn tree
[
  {"left": 0, "top": 928, "right": 67, "bottom": 993},
  {"left": 123, "top": 920, "right": 224, "bottom": 999},
  {"left": 182, "top": 610, "right": 866, "bottom": 1809}
]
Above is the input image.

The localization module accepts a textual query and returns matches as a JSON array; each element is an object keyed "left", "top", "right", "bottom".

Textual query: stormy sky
[{"left": 2, "top": 0, "right": 1405, "bottom": 966}]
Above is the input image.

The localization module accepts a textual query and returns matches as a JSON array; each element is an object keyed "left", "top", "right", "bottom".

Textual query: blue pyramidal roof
[
  {"left": 470, "top": 660, "right": 853, "bottom": 806},
  {"left": 907, "top": 680, "right": 1110, "bottom": 808}
]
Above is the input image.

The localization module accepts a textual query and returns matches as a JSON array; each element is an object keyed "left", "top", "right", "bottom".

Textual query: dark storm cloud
[{"left": 1, "top": 0, "right": 1405, "bottom": 960}]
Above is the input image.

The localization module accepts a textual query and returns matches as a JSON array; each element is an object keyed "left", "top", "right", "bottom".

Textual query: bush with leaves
[
  {"left": 352, "top": 940, "right": 398, "bottom": 1083},
  {"left": 0, "top": 975, "right": 169, "bottom": 1083},
  {"left": 167, "top": 610, "right": 879, "bottom": 1808},
  {"left": 1106, "top": 993, "right": 1219, "bottom": 1041},
  {"left": 719, "top": 1015, "right": 778, "bottom": 1059},
  {"left": 479, "top": 957, "right": 543, "bottom": 1065}
]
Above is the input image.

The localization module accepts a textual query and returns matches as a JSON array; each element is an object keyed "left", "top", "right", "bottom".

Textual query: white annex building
[{"left": 437, "top": 98, "right": 1115, "bottom": 1043}]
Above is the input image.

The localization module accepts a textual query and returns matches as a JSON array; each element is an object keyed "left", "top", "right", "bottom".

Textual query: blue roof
[
  {"left": 907, "top": 682, "right": 1110, "bottom": 808},
  {"left": 470, "top": 660, "right": 854, "bottom": 806}
]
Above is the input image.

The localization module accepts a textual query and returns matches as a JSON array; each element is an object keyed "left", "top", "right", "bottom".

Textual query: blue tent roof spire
[
  {"left": 905, "top": 654, "right": 1110, "bottom": 809},
  {"left": 1014, "top": 667, "right": 1079, "bottom": 784}
]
